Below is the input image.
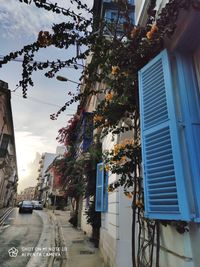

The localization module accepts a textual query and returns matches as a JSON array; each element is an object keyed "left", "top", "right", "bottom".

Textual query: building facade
[
  {"left": 17, "top": 186, "right": 36, "bottom": 202},
  {"left": 35, "top": 146, "right": 65, "bottom": 207},
  {"left": 36, "top": 152, "right": 57, "bottom": 204},
  {"left": 0, "top": 80, "right": 18, "bottom": 208}
]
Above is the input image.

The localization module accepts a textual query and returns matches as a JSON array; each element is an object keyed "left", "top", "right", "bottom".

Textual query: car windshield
[
  {"left": 32, "top": 201, "right": 41, "bottom": 204},
  {"left": 23, "top": 201, "right": 32, "bottom": 205}
]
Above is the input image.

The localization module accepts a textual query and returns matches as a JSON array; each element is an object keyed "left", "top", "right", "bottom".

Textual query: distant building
[
  {"left": 0, "top": 80, "right": 18, "bottom": 208},
  {"left": 17, "top": 186, "right": 36, "bottom": 202},
  {"left": 56, "top": 146, "right": 66, "bottom": 155},
  {"left": 35, "top": 146, "right": 65, "bottom": 206},
  {"left": 35, "top": 152, "right": 57, "bottom": 203}
]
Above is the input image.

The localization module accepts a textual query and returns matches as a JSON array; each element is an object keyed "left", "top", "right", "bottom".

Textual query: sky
[{"left": 0, "top": 0, "right": 93, "bottom": 192}]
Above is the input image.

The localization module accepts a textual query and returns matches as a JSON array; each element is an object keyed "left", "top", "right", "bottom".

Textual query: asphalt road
[{"left": 0, "top": 207, "right": 43, "bottom": 267}]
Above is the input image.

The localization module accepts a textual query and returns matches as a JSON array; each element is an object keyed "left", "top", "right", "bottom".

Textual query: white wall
[
  {"left": 42, "top": 153, "right": 56, "bottom": 177},
  {"left": 100, "top": 132, "right": 133, "bottom": 267},
  {"left": 80, "top": 198, "right": 93, "bottom": 236},
  {"left": 117, "top": 187, "right": 132, "bottom": 267},
  {"left": 158, "top": 225, "right": 193, "bottom": 267}
]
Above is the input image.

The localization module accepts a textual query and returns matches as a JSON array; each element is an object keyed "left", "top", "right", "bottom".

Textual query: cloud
[
  {"left": 0, "top": 0, "right": 93, "bottom": 40},
  {"left": 17, "top": 151, "right": 41, "bottom": 193},
  {"left": 0, "top": 0, "right": 60, "bottom": 39},
  {"left": 15, "top": 130, "right": 57, "bottom": 190},
  {"left": 0, "top": 0, "right": 94, "bottom": 191},
  {"left": 15, "top": 131, "right": 48, "bottom": 166}
]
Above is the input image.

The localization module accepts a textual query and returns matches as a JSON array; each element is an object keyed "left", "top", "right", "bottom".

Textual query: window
[
  {"left": 128, "top": 0, "right": 134, "bottom": 5},
  {"left": 138, "top": 49, "right": 200, "bottom": 221},
  {"left": 0, "top": 134, "right": 10, "bottom": 158},
  {"left": 95, "top": 163, "right": 108, "bottom": 212},
  {"left": 111, "top": 11, "right": 117, "bottom": 22},
  {"left": 82, "top": 112, "right": 93, "bottom": 152},
  {"left": 104, "top": 9, "right": 135, "bottom": 26}
]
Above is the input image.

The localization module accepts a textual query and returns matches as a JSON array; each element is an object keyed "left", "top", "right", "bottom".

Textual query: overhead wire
[
  {"left": 11, "top": 92, "right": 76, "bottom": 115},
  {"left": 1, "top": 55, "right": 79, "bottom": 115},
  {"left": 0, "top": 55, "right": 84, "bottom": 69}
]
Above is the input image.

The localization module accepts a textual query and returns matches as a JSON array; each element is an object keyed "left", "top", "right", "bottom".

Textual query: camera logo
[{"left": 8, "top": 247, "right": 19, "bottom": 257}]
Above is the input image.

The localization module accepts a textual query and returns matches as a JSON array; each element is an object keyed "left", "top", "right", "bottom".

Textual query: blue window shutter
[
  {"left": 95, "top": 163, "right": 104, "bottom": 212},
  {"left": 103, "top": 171, "right": 108, "bottom": 212},
  {"left": 175, "top": 53, "right": 200, "bottom": 221},
  {"left": 139, "top": 49, "right": 191, "bottom": 220}
]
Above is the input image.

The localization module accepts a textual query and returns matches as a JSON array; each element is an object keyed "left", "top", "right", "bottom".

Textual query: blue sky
[{"left": 0, "top": 0, "right": 93, "bottom": 191}]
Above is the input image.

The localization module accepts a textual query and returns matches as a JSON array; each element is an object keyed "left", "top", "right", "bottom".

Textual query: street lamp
[{"left": 56, "top": 75, "right": 81, "bottom": 85}]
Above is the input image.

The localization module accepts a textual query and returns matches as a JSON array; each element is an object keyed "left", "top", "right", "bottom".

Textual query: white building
[
  {"left": 82, "top": 1, "right": 200, "bottom": 267},
  {"left": 36, "top": 152, "right": 57, "bottom": 203},
  {"left": 36, "top": 146, "right": 65, "bottom": 206}
]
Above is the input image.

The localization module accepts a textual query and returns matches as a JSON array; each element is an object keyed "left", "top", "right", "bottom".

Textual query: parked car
[
  {"left": 17, "top": 201, "right": 22, "bottom": 207},
  {"left": 32, "top": 200, "right": 43, "bottom": 210},
  {"left": 19, "top": 200, "right": 33, "bottom": 213}
]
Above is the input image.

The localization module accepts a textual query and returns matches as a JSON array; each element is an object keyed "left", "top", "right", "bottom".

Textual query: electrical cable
[
  {"left": 0, "top": 55, "right": 84, "bottom": 69},
  {"left": 11, "top": 92, "right": 76, "bottom": 114}
]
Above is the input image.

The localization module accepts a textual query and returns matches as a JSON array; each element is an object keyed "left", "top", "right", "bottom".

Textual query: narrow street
[
  {"left": 0, "top": 208, "right": 42, "bottom": 267},
  {"left": 1, "top": 1, "right": 200, "bottom": 266}
]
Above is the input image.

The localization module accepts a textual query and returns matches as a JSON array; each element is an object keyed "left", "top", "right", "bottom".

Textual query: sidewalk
[
  {"left": 0, "top": 207, "right": 8, "bottom": 218},
  {"left": 0, "top": 207, "right": 12, "bottom": 217},
  {"left": 47, "top": 209, "right": 105, "bottom": 267},
  {"left": 0, "top": 207, "right": 14, "bottom": 224}
]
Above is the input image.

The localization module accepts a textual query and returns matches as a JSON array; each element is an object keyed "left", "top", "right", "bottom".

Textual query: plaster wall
[
  {"left": 117, "top": 186, "right": 132, "bottom": 267},
  {"left": 135, "top": 0, "right": 145, "bottom": 24},
  {"left": 100, "top": 132, "right": 133, "bottom": 267},
  {"left": 42, "top": 153, "right": 56, "bottom": 177},
  {"left": 156, "top": 226, "right": 193, "bottom": 267},
  {"left": 100, "top": 227, "right": 117, "bottom": 267},
  {"left": 80, "top": 198, "right": 93, "bottom": 237}
]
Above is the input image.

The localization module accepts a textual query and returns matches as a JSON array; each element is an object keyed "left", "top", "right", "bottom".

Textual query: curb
[
  {"left": 26, "top": 210, "right": 56, "bottom": 267},
  {"left": 48, "top": 211, "right": 68, "bottom": 267},
  {"left": 57, "top": 217, "right": 68, "bottom": 267},
  {"left": 0, "top": 207, "right": 14, "bottom": 228}
]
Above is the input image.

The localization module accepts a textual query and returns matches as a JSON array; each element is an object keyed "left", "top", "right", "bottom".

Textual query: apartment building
[
  {"left": 35, "top": 146, "right": 65, "bottom": 207},
  {"left": 86, "top": 1, "right": 200, "bottom": 267},
  {"left": 0, "top": 80, "right": 18, "bottom": 208}
]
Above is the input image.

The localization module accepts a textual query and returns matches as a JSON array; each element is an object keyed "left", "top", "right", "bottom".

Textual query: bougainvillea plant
[{"left": 56, "top": 114, "right": 80, "bottom": 146}]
